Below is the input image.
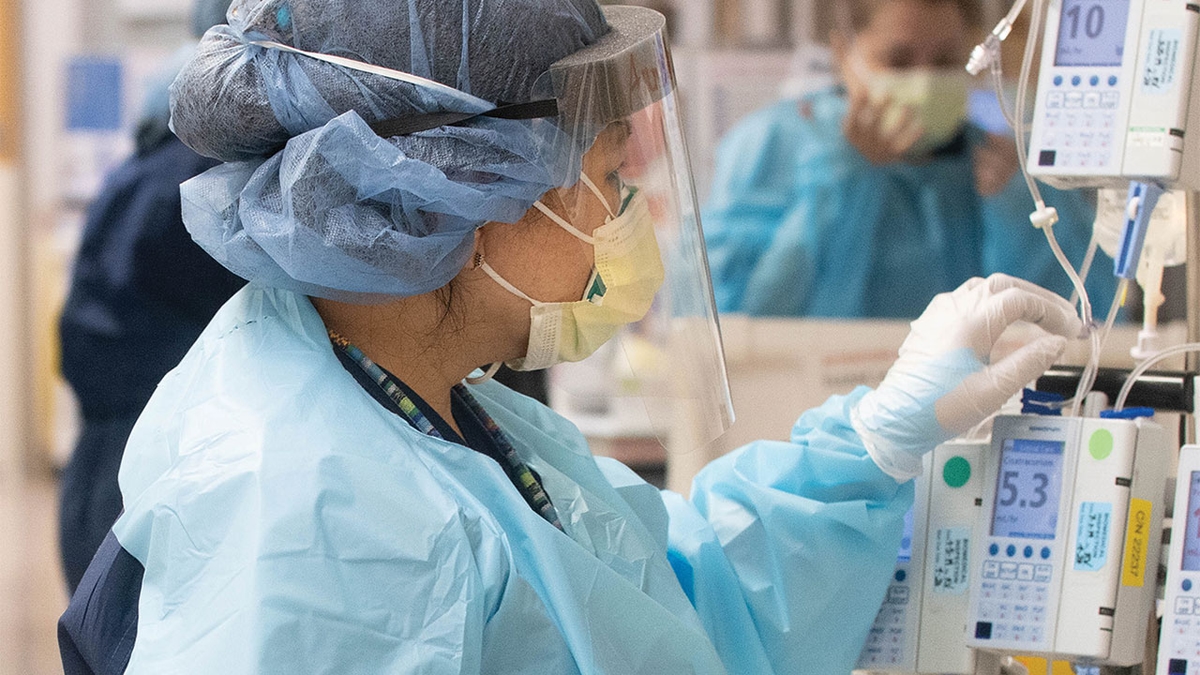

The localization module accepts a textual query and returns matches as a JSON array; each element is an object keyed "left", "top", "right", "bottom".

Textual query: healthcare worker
[
  {"left": 56, "top": 0, "right": 244, "bottom": 594},
  {"left": 703, "top": 0, "right": 1114, "bottom": 319},
  {"left": 59, "top": 1, "right": 1081, "bottom": 673}
]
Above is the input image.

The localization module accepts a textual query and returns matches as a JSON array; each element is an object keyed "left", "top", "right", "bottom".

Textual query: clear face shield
[
  {"left": 528, "top": 6, "right": 735, "bottom": 451},
  {"left": 241, "top": 5, "right": 734, "bottom": 449}
]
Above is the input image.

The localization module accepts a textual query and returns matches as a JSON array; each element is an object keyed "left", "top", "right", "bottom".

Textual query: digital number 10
[{"left": 1064, "top": 3, "right": 1106, "bottom": 39}]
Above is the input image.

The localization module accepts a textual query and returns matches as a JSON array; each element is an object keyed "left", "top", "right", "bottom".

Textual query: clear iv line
[
  {"left": 976, "top": 0, "right": 1100, "bottom": 416},
  {"left": 1115, "top": 342, "right": 1200, "bottom": 411}
]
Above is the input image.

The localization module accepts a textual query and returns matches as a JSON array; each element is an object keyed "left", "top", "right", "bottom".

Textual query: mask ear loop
[
  {"left": 478, "top": 259, "right": 547, "bottom": 306},
  {"left": 532, "top": 201, "right": 596, "bottom": 244},
  {"left": 578, "top": 173, "right": 617, "bottom": 219},
  {"left": 469, "top": 253, "right": 543, "bottom": 385},
  {"left": 465, "top": 361, "right": 503, "bottom": 385}
]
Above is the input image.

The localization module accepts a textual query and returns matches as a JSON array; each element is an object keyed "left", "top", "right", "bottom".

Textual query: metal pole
[{"left": 1185, "top": 191, "right": 1200, "bottom": 443}]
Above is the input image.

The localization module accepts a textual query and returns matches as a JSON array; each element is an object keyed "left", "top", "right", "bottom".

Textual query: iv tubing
[
  {"left": 989, "top": 59, "right": 1018, "bottom": 131},
  {"left": 1070, "top": 229, "right": 1101, "bottom": 308},
  {"left": 1114, "top": 342, "right": 1200, "bottom": 411},
  {"left": 1071, "top": 279, "right": 1128, "bottom": 414},
  {"left": 1015, "top": 0, "right": 1094, "bottom": 329},
  {"left": 1014, "top": 0, "right": 1047, "bottom": 210}
]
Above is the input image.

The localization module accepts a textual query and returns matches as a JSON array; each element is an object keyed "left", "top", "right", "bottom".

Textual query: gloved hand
[{"left": 851, "top": 274, "right": 1083, "bottom": 481}]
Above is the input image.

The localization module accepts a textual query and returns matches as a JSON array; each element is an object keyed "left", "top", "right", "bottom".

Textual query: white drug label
[
  {"left": 933, "top": 527, "right": 971, "bottom": 594},
  {"left": 1142, "top": 29, "right": 1182, "bottom": 95}
]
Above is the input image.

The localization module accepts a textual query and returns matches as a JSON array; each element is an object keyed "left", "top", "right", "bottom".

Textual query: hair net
[{"left": 172, "top": 0, "right": 608, "bottom": 300}]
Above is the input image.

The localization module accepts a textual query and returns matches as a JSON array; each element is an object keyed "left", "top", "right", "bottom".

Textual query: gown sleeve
[{"left": 660, "top": 388, "right": 913, "bottom": 675}]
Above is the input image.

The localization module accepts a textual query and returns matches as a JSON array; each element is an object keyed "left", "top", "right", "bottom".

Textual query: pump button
[
  {"left": 1185, "top": 579, "right": 1194, "bottom": 592},
  {"left": 1006, "top": 544, "right": 1017, "bottom": 557},
  {"left": 1177, "top": 597, "right": 1195, "bottom": 615},
  {"left": 1054, "top": 75, "right": 1064, "bottom": 86},
  {"left": 1109, "top": 75, "right": 1119, "bottom": 87},
  {"left": 1071, "top": 75, "right": 1082, "bottom": 86}
]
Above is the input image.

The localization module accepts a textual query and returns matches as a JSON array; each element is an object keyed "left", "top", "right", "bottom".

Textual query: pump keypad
[
  {"left": 1168, "top": 595, "right": 1200, "bottom": 672},
  {"left": 973, "top": 553, "right": 1053, "bottom": 646},
  {"left": 1036, "top": 74, "right": 1121, "bottom": 171},
  {"left": 859, "top": 583, "right": 910, "bottom": 667}
]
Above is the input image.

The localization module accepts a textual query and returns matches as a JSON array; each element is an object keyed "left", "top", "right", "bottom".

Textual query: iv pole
[{"left": 1185, "top": 191, "right": 1200, "bottom": 444}]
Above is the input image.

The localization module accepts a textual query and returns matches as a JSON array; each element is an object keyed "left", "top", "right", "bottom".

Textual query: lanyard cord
[{"left": 329, "top": 331, "right": 563, "bottom": 531}]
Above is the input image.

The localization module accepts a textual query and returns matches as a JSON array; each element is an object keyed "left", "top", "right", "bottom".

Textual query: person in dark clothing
[{"left": 56, "top": 0, "right": 243, "bottom": 593}]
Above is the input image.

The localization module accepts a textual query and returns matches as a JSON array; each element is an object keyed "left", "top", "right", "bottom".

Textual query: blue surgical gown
[
  {"left": 703, "top": 87, "right": 1114, "bottom": 318},
  {"left": 66, "top": 285, "right": 913, "bottom": 674}
]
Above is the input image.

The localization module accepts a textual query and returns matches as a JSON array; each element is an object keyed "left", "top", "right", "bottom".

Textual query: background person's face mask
[
  {"left": 481, "top": 173, "right": 665, "bottom": 371},
  {"left": 851, "top": 55, "right": 970, "bottom": 156}
]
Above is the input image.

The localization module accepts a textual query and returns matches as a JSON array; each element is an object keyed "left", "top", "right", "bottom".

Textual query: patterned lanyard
[{"left": 330, "top": 332, "right": 563, "bottom": 531}]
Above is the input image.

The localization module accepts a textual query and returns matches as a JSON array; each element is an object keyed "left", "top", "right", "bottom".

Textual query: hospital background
[{"left": 0, "top": 0, "right": 1194, "bottom": 673}]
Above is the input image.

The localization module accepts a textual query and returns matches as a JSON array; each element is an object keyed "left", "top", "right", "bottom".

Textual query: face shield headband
[{"left": 248, "top": 6, "right": 672, "bottom": 151}]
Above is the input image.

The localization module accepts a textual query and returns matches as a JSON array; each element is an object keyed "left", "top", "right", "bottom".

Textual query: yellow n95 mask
[
  {"left": 480, "top": 173, "right": 665, "bottom": 372},
  {"left": 853, "top": 57, "right": 970, "bottom": 156}
]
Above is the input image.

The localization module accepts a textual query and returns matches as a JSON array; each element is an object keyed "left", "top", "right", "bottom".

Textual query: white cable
[{"left": 1114, "top": 342, "right": 1200, "bottom": 411}]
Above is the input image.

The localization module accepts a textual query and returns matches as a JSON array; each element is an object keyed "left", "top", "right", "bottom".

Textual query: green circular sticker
[
  {"left": 943, "top": 456, "right": 972, "bottom": 488},
  {"left": 1089, "top": 429, "right": 1114, "bottom": 461}
]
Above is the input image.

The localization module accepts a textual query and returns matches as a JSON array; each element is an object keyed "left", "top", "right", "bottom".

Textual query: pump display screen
[
  {"left": 990, "top": 439, "right": 1065, "bottom": 540},
  {"left": 1054, "top": 0, "right": 1131, "bottom": 67},
  {"left": 1183, "top": 472, "right": 1200, "bottom": 571}
]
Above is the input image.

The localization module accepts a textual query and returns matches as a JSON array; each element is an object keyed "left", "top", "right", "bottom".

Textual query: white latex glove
[{"left": 851, "top": 275, "right": 1083, "bottom": 481}]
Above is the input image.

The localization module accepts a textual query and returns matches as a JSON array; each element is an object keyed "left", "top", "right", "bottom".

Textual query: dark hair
[{"left": 836, "top": 0, "right": 983, "bottom": 33}]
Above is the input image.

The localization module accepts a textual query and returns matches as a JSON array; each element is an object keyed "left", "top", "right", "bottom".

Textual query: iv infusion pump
[
  {"left": 965, "top": 415, "right": 1167, "bottom": 666},
  {"left": 1158, "top": 446, "right": 1200, "bottom": 675},
  {"left": 856, "top": 443, "right": 987, "bottom": 675},
  {"left": 856, "top": 416, "right": 1166, "bottom": 673},
  {"left": 1029, "top": 0, "right": 1200, "bottom": 189}
]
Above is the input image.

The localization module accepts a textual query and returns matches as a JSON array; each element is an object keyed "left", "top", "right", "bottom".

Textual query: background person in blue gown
[
  {"left": 55, "top": 0, "right": 244, "bottom": 593},
  {"left": 702, "top": 0, "right": 1113, "bottom": 319}
]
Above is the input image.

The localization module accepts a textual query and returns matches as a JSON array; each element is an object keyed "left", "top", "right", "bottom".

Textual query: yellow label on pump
[
  {"left": 1014, "top": 656, "right": 1047, "bottom": 674},
  {"left": 1121, "top": 498, "right": 1153, "bottom": 587},
  {"left": 1012, "top": 657, "right": 1078, "bottom": 675}
]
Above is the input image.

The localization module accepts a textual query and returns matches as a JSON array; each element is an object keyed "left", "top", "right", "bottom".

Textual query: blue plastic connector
[
  {"left": 1099, "top": 407, "right": 1156, "bottom": 420},
  {"left": 1022, "top": 388, "right": 1064, "bottom": 416},
  {"left": 1114, "top": 182, "right": 1165, "bottom": 281}
]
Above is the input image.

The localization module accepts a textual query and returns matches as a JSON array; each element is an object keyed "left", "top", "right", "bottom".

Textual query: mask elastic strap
[
  {"left": 578, "top": 173, "right": 616, "bottom": 219},
  {"left": 249, "top": 39, "right": 490, "bottom": 108},
  {"left": 479, "top": 260, "right": 546, "bottom": 307},
  {"left": 532, "top": 201, "right": 596, "bottom": 245},
  {"left": 465, "top": 361, "right": 503, "bottom": 385}
]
